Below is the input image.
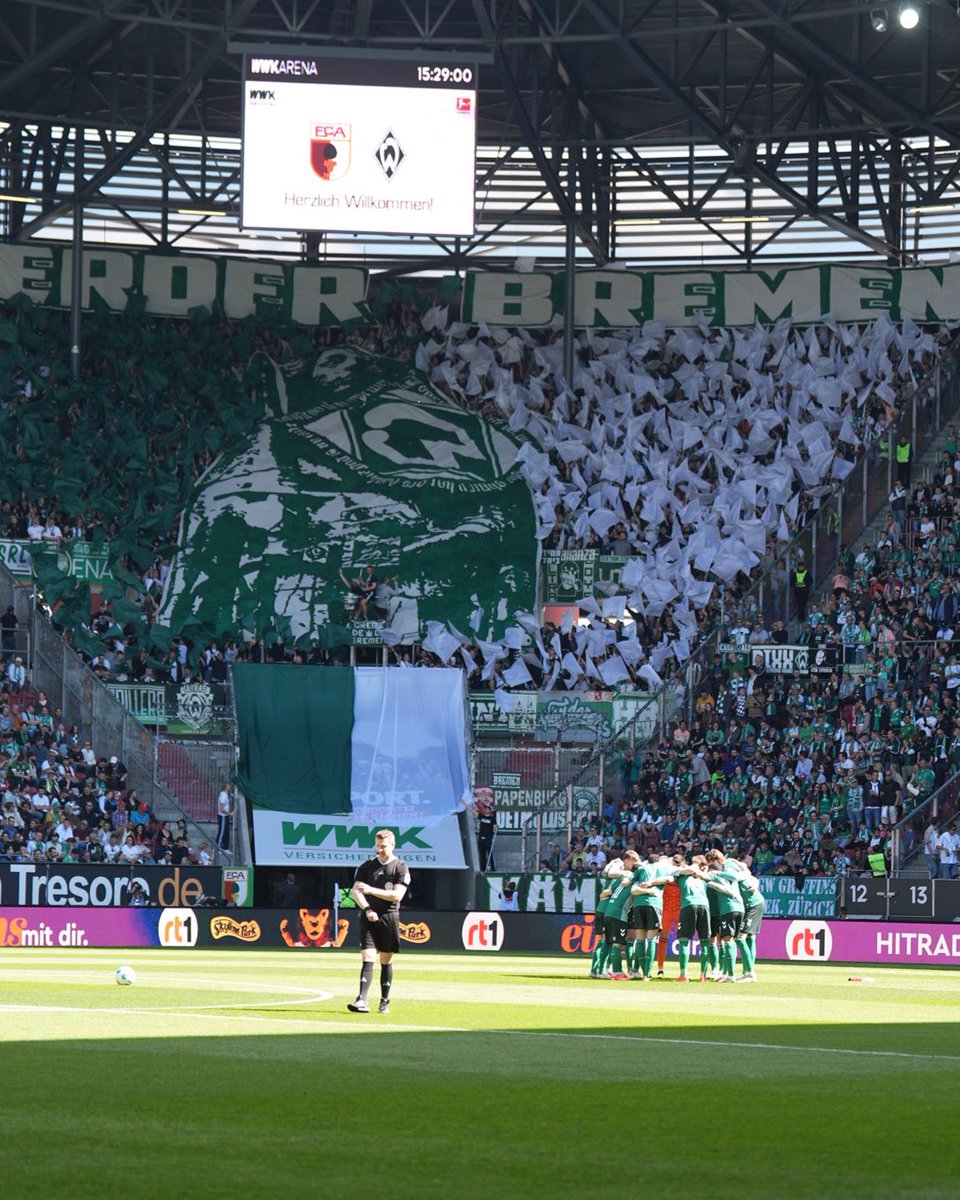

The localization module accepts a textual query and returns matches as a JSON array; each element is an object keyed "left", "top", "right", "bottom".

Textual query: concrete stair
[{"left": 156, "top": 742, "right": 217, "bottom": 822}]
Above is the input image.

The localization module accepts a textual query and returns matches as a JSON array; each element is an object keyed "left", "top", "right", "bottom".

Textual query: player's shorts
[
  {"left": 741, "top": 900, "right": 765, "bottom": 937},
  {"left": 716, "top": 911, "right": 744, "bottom": 940},
  {"left": 629, "top": 906, "right": 661, "bottom": 933},
  {"left": 359, "top": 909, "right": 401, "bottom": 954},
  {"left": 604, "top": 915, "right": 628, "bottom": 945},
  {"left": 678, "top": 904, "right": 710, "bottom": 941},
  {"left": 661, "top": 884, "right": 681, "bottom": 933}
]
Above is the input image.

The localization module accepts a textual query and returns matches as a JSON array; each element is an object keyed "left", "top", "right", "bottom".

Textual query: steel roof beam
[
  {"left": 580, "top": 0, "right": 897, "bottom": 258},
  {"left": 14, "top": 0, "right": 259, "bottom": 240},
  {"left": 748, "top": 0, "right": 960, "bottom": 146},
  {"left": 0, "top": 1, "right": 130, "bottom": 101}
]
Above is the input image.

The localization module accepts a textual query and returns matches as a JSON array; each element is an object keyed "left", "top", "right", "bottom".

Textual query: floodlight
[
  {"left": 870, "top": 8, "right": 888, "bottom": 32},
  {"left": 899, "top": 3, "right": 921, "bottom": 29}
]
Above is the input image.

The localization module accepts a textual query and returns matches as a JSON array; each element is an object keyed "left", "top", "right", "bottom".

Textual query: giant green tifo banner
[
  {"left": 237, "top": 665, "right": 472, "bottom": 868},
  {"left": 157, "top": 346, "right": 537, "bottom": 646}
]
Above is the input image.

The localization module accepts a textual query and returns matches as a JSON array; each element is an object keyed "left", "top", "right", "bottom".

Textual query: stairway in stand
[{"left": 156, "top": 742, "right": 217, "bottom": 822}]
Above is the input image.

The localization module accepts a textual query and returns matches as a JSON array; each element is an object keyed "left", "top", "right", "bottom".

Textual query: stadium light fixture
[
  {"left": 614, "top": 218, "right": 661, "bottom": 226},
  {"left": 720, "top": 215, "right": 770, "bottom": 223},
  {"left": 0, "top": 193, "right": 34, "bottom": 203},
  {"left": 177, "top": 207, "right": 228, "bottom": 217},
  {"left": 899, "top": 3, "right": 921, "bottom": 29},
  {"left": 870, "top": 8, "right": 888, "bottom": 31}
]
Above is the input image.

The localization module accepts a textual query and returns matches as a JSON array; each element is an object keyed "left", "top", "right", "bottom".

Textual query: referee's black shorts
[{"left": 360, "top": 909, "right": 401, "bottom": 954}]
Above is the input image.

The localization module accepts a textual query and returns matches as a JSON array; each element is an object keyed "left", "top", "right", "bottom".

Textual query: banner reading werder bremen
[{"left": 159, "top": 347, "right": 538, "bottom": 645}]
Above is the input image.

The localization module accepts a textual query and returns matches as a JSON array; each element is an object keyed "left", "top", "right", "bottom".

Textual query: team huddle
[{"left": 590, "top": 849, "right": 764, "bottom": 983}]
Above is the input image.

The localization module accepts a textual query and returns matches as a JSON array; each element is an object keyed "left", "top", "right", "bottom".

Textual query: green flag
[{"left": 234, "top": 664, "right": 355, "bottom": 815}]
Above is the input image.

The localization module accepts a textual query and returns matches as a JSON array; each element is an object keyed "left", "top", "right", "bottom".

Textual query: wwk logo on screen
[
  {"left": 461, "top": 912, "right": 504, "bottom": 951},
  {"left": 785, "top": 920, "right": 833, "bottom": 961}
]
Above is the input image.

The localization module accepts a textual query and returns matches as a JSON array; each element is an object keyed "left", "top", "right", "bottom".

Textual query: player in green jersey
[
  {"left": 703, "top": 870, "right": 724, "bottom": 981},
  {"left": 589, "top": 857, "right": 623, "bottom": 977},
  {"left": 628, "top": 851, "right": 671, "bottom": 979},
  {"left": 671, "top": 854, "right": 712, "bottom": 982},
  {"left": 600, "top": 851, "right": 640, "bottom": 978},
  {"left": 704, "top": 858, "right": 746, "bottom": 982},
  {"left": 707, "top": 850, "right": 764, "bottom": 981}
]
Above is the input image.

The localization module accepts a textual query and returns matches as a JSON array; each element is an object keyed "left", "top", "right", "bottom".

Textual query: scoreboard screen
[
  {"left": 241, "top": 54, "right": 477, "bottom": 236},
  {"left": 842, "top": 878, "right": 936, "bottom": 920}
]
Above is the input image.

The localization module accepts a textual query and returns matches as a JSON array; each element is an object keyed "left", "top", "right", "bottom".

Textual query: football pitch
[{"left": 2, "top": 950, "right": 957, "bottom": 1199}]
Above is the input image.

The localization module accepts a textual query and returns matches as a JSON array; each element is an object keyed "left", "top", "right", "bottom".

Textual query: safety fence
[{"left": 0, "top": 559, "right": 235, "bottom": 859}]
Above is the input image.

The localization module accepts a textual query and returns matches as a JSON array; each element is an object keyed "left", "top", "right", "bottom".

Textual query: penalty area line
[{"left": 486, "top": 1029, "right": 960, "bottom": 1063}]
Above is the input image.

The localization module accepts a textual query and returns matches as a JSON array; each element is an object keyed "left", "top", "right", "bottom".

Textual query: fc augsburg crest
[{"left": 310, "top": 123, "right": 351, "bottom": 181}]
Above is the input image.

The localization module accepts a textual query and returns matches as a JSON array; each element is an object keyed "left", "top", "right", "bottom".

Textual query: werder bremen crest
[
  {"left": 176, "top": 682, "right": 215, "bottom": 731},
  {"left": 158, "top": 348, "right": 538, "bottom": 644}
]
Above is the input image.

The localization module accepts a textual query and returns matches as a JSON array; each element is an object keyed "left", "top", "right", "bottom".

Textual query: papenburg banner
[{"left": 158, "top": 346, "right": 538, "bottom": 645}]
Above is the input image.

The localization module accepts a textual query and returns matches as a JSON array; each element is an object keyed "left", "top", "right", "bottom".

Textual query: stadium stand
[{"left": 2, "top": 288, "right": 959, "bottom": 873}]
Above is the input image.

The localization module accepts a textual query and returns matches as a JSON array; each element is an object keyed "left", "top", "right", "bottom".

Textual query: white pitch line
[
  {"left": 0, "top": 991, "right": 332, "bottom": 1015},
  {"left": 0, "top": 1003, "right": 465, "bottom": 1034},
  {"left": 485, "top": 1028, "right": 960, "bottom": 1063},
  {"left": 0, "top": 1002, "right": 329, "bottom": 1027},
  {"left": 3, "top": 998, "right": 955, "bottom": 1065},
  {"left": 0, "top": 972, "right": 330, "bottom": 996},
  {"left": 2, "top": 1004, "right": 956, "bottom": 1059}
]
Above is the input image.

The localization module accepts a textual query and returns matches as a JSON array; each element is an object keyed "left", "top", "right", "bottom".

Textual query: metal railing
[
  {"left": 517, "top": 690, "right": 678, "bottom": 869},
  {"left": 890, "top": 772, "right": 960, "bottom": 871},
  {"left": 0, "top": 559, "right": 236, "bottom": 862}
]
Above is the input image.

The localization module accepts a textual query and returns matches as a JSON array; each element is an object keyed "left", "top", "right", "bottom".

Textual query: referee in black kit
[{"left": 347, "top": 829, "right": 411, "bottom": 1014}]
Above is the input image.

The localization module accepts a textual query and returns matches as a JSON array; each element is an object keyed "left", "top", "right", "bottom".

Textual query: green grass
[{"left": 2, "top": 950, "right": 958, "bottom": 1199}]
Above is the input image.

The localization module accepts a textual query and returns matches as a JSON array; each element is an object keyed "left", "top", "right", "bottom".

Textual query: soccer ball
[{"left": 115, "top": 965, "right": 137, "bottom": 986}]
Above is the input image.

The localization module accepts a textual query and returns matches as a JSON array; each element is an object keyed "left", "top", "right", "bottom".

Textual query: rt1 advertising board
[
  {"left": 3, "top": 908, "right": 960, "bottom": 965},
  {"left": 241, "top": 54, "right": 477, "bottom": 235}
]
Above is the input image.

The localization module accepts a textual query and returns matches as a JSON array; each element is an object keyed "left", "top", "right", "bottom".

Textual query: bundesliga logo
[{"left": 310, "top": 124, "right": 351, "bottom": 181}]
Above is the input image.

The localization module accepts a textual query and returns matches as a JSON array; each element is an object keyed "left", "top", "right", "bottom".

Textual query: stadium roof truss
[{"left": 2, "top": 0, "right": 960, "bottom": 272}]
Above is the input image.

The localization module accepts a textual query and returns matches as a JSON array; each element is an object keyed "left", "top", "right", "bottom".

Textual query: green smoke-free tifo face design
[{"left": 158, "top": 347, "right": 538, "bottom": 644}]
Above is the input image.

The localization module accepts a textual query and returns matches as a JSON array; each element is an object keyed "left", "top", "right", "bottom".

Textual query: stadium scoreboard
[
  {"left": 841, "top": 878, "right": 939, "bottom": 920},
  {"left": 241, "top": 54, "right": 477, "bottom": 236}
]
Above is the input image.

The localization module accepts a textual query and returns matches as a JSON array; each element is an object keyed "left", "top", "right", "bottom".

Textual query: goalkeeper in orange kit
[{"left": 655, "top": 877, "right": 681, "bottom": 977}]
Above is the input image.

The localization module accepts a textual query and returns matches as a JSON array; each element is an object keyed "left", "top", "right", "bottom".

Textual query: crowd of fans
[
  {"left": 3, "top": 289, "right": 960, "bottom": 878},
  {"left": 538, "top": 452, "right": 960, "bottom": 881},
  {"left": 0, "top": 681, "right": 213, "bottom": 866},
  {"left": 0, "top": 293, "right": 951, "bottom": 696}
]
